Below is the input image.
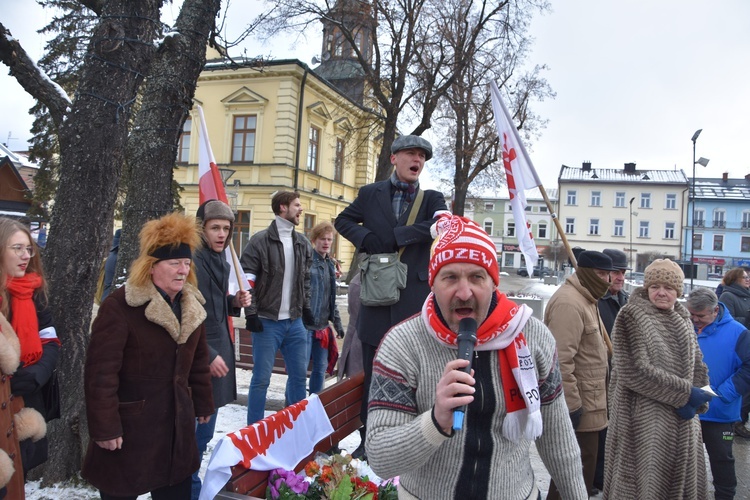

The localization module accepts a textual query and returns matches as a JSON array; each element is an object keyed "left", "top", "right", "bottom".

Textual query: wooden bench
[{"left": 217, "top": 370, "right": 365, "bottom": 499}]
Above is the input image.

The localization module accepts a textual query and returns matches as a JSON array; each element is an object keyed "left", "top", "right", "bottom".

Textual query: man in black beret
[{"left": 544, "top": 250, "right": 615, "bottom": 499}]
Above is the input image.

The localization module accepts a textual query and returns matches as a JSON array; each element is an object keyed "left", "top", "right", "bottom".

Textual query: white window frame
[
  {"left": 664, "top": 222, "right": 675, "bottom": 239},
  {"left": 565, "top": 218, "right": 575, "bottom": 234},
  {"left": 566, "top": 190, "right": 577, "bottom": 205},
  {"left": 665, "top": 193, "right": 677, "bottom": 210},
  {"left": 639, "top": 220, "right": 650, "bottom": 238},
  {"left": 589, "top": 218, "right": 600, "bottom": 235},
  {"left": 613, "top": 220, "right": 624, "bottom": 237},
  {"left": 615, "top": 192, "right": 625, "bottom": 208},
  {"left": 640, "top": 193, "right": 651, "bottom": 209}
]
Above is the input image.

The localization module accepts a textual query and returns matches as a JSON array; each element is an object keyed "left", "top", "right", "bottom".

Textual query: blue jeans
[
  {"left": 191, "top": 412, "right": 218, "bottom": 500},
  {"left": 309, "top": 332, "right": 328, "bottom": 394},
  {"left": 247, "top": 317, "right": 309, "bottom": 424}
]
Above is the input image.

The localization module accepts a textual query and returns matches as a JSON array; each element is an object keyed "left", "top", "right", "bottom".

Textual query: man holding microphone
[{"left": 365, "top": 214, "right": 586, "bottom": 500}]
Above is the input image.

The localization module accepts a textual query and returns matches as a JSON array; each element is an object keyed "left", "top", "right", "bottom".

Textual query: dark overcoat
[
  {"left": 335, "top": 181, "right": 447, "bottom": 346},
  {"left": 194, "top": 246, "right": 240, "bottom": 407},
  {"left": 82, "top": 281, "right": 214, "bottom": 496}
]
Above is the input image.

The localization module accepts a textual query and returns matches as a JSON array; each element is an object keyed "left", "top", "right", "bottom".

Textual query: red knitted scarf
[{"left": 6, "top": 273, "right": 43, "bottom": 366}]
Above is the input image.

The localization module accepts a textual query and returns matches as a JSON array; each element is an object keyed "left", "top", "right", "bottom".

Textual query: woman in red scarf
[{"left": 0, "top": 218, "right": 60, "bottom": 475}]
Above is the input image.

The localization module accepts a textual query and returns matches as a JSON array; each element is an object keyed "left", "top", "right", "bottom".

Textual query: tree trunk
[
  {"left": 39, "top": 0, "right": 162, "bottom": 483},
  {"left": 117, "top": 0, "right": 223, "bottom": 278}
]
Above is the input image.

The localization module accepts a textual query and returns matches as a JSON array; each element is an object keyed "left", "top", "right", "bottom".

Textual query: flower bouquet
[{"left": 266, "top": 453, "right": 397, "bottom": 500}]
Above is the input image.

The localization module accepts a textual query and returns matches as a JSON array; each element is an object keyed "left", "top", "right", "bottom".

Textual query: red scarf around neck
[{"left": 6, "top": 273, "right": 43, "bottom": 366}]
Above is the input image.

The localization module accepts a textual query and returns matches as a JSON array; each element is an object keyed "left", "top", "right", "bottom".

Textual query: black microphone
[{"left": 452, "top": 317, "right": 477, "bottom": 431}]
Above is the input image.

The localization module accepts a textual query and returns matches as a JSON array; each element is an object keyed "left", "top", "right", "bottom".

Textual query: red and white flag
[
  {"left": 196, "top": 105, "right": 250, "bottom": 294},
  {"left": 199, "top": 394, "right": 334, "bottom": 500},
  {"left": 490, "top": 81, "right": 541, "bottom": 277}
]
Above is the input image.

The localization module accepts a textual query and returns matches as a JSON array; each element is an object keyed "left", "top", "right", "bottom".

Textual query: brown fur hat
[{"left": 128, "top": 212, "right": 202, "bottom": 288}]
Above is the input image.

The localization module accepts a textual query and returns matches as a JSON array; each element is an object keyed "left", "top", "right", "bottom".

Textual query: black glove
[
  {"left": 302, "top": 308, "right": 315, "bottom": 327},
  {"left": 246, "top": 314, "right": 264, "bottom": 332},
  {"left": 362, "top": 233, "right": 385, "bottom": 254},
  {"left": 10, "top": 366, "right": 40, "bottom": 396},
  {"left": 687, "top": 386, "right": 713, "bottom": 407},
  {"left": 569, "top": 407, "right": 583, "bottom": 430}
]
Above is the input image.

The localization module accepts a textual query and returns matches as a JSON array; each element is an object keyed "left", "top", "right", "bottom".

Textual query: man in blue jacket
[{"left": 687, "top": 288, "right": 750, "bottom": 500}]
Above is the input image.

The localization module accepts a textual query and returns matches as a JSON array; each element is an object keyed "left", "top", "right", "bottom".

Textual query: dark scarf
[
  {"left": 390, "top": 173, "right": 418, "bottom": 218},
  {"left": 577, "top": 267, "right": 610, "bottom": 300}
]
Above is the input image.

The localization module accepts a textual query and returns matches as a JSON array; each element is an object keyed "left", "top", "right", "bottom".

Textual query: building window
[
  {"left": 483, "top": 219, "right": 493, "bottom": 235},
  {"left": 741, "top": 236, "right": 750, "bottom": 252},
  {"left": 304, "top": 214, "right": 316, "bottom": 239},
  {"left": 538, "top": 224, "right": 547, "bottom": 239},
  {"left": 507, "top": 222, "right": 515, "bottom": 237},
  {"left": 231, "top": 115, "right": 257, "bottom": 163},
  {"left": 639, "top": 220, "right": 650, "bottom": 238},
  {"left": 589, "top": 219, "right": 600, "bottom": 235},
  {"left": 334, "top": 138, "right": 344, "bottom": 182},
  {"left": 614, "top": 220, "right": 624, "bottom": 237},
  {"left": 232, "top": 210, "right": 251, "bottom": 256},
  {"left": 504, "top": 252, "right": 514, "bottom": 267},
  {"left": 640, "top": 193, "right": 651, "bottom": 209},
  {"left": 615, "top": 192, "right": 625, "bottom": 207},
  {"left": 743, "top": 211, "right": 750, "bottom": 229},
  {"left": 307, "top": 126, "right": 320, "bottom": 173},
  {"left": 590, "top": 191, "right": 601, "bottom": 206},
  {"left": 664, "top": 222, "right": 675, "bottom": 239},
  {"left": 539, "top": 206, "right": 548, "bottom": 213},
  {"left": 692, "top": 233, "right": 702, "bottom": 250},
  {"left": 565, "top": 218, "right": 575, "bottom": 234},
  {"left": 694, "top": 209, "right": 705, "bottom": 227},
  {"left": 566, "top": 190, "right": 577, "bottom": 205},
  {"left": 665, "top": 193, "right": 676, "bottom": 209},
  {"left": 177, "top": 116, "right": 191, "bottom": 163},
  {"left": 713, "top": 234, "right": 724, "bottom": 251},
  {"left": 713, "top": 209, "right": 726, "bottom": 228},
  {"left": 484, "top": 202, "right": 494, "bottom": 211},
  {"left": 525, "top": 205, "right": 532, "bottom": 212}
]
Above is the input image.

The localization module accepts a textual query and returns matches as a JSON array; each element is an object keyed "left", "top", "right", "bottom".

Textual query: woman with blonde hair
[{"left": 0, "top": 217, "right": 59, "bottom": 476}]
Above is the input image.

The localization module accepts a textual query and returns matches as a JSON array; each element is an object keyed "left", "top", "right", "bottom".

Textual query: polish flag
[
  {"left": 490, "top": 81, "right": 541, "bottom": 278},
  {"left": 196, "top": 105, "right": 250, "bottom": 295},
  {"left": 199, "top": 395, "right": 334, "bottom": 500}
]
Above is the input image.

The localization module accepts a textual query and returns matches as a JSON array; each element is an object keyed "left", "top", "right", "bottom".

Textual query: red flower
[{"left": 304, "top": 461, "right": 320, "bottom": 477}]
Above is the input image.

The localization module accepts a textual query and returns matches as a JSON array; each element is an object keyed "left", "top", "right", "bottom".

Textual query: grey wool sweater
[
  {"left": 366, "top": 311, "right": 587, "bottom": 500},
  {"left": 603, "top": 288, "right": 709, "bottom": 499}
]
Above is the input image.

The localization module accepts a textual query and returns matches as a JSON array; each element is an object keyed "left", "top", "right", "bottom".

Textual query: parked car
[
  {"left": 627, "top": 271, "right": 645, "bottom": 285},
  {"left": 517, "top": 266, "right": 552, "bottom": 277}
]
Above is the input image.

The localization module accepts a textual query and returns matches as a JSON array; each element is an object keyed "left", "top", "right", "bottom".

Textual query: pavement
[{"left": 244, "top": 272, "right": 750, "bottom": 499}]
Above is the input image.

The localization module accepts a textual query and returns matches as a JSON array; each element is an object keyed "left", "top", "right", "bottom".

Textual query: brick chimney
[
  {"left": 722, "top": 172, "right": 729, "bottom": 182},
  {"left": 582, "top": 161, "right": 591, "bottom": 171},
  {"left": 624, "top": 162, "right": 636, "bottom": 173}
]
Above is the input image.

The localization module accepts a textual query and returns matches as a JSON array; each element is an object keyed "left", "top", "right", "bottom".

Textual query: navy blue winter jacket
[{"left": 696, "top": 303, "right": 750, "bottom": 423}]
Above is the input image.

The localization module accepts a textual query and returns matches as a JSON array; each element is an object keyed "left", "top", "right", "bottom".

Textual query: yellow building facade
[{"left": 174, "top": 57, "right": 383, "bottom": 269}]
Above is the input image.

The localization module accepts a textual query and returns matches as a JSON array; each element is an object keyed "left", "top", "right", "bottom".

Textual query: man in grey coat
[{"left": 192, "top": 200, "right": 251, "bottom": 499}]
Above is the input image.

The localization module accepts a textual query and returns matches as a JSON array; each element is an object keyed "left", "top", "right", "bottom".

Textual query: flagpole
[
  {"left": 537, "top": 186, "right": 578, "bottom": 269},
  {"left": 227, "top": 242, "right": 245, "bottom": 292}
]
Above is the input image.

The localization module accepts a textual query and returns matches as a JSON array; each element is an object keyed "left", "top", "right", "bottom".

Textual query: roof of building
[
  {"left": 558, "top": 164, "right": 688, "bottom": 185},
  {"left": 693, "top": 177, "right": 750, "bottom": 201}
]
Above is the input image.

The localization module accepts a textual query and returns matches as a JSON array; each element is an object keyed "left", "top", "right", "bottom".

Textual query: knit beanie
[
  {"left": 428, "top": 214, "right": 499, "bottom": 286},
  {"left": 644, "top": 258, "right": 684, "bottom": 297}
]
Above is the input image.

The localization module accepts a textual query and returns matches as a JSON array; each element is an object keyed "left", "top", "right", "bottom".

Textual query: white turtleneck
[{"left": 275, "top": 215, "right": 295, "bottom": 320}]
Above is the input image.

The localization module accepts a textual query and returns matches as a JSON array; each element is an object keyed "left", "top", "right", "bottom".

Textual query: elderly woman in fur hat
[
  {"left": 604, "top": 259, "right": 712, "bottom": 499},
  {"left": 82, "top": 212, "right": 214, "bottom": 500}
]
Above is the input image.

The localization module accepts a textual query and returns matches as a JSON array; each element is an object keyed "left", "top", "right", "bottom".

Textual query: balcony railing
[
  {"left": 743, "top": 221, "right": 750, "bottom": 229},
  {"left": 694, "top": 220, "right": 705, "bottom": 228},
  {"left": 712, "top": 220, "right": 726, "bottom": 228}
]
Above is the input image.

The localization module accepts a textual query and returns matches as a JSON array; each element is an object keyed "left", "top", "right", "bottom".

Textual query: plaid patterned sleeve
[
  {"left": 368, "top": 359, "right": 418, "bottom": 415},
  {"left": 539, "top": 351, "right": 564, "bottom": 406}
]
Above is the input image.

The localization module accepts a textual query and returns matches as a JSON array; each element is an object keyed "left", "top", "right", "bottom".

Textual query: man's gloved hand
[
  {"left": 569, "top": 407, "right": 583, "bottom": 430},
  {"left": 675, "top": 403, "right": 698, "bottom": 420},
  {"left": 246, "top": 314, "right": 264, "bottom": 332},
  {"left": 687, "top": 387, "right": 714, "bottom": 407}
]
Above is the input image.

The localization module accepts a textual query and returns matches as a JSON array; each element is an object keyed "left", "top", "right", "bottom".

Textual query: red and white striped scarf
[{"left": 422, "top": 290, "right": 542, "bottom": 441}]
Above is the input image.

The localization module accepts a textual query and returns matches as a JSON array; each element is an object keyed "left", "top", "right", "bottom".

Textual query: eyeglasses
[
  {"left": 744, "top": 275, "right": 750, "bottom": 280},
  {"left": 8, "top": 244, "right": 35, "bottom": 258}
]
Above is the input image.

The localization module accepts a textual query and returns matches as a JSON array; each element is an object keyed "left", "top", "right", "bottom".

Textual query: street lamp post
[
  {"left": 689, "top": 129, "right": 710, "bottom": 292},
  {"left": 629, "top": 197, "right": 636, "bottom": 278}
]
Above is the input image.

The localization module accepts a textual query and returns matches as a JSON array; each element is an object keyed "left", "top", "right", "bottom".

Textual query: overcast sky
[{"left": 2, "top": 0, "right": 748, "bottom": 190}]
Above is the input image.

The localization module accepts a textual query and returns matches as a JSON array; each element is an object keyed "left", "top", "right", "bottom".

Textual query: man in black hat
[
  {"left": 335, "top": 135, "right": 448, "bottom": 459},
  {"left": 544, "top": 250, "right": 616, "bottom": 500},
  {"left": 598, "top": 248, "right": 631, "bottom": 337}
]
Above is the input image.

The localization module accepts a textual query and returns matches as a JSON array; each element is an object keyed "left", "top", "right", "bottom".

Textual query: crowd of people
[{"left": 0, "top": 133, "right": 748, "bottom": 499}]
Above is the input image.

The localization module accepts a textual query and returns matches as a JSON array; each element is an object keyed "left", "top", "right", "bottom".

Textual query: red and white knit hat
[{"left": 428, "top": 214, "right": 499, "bottom": 286}]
